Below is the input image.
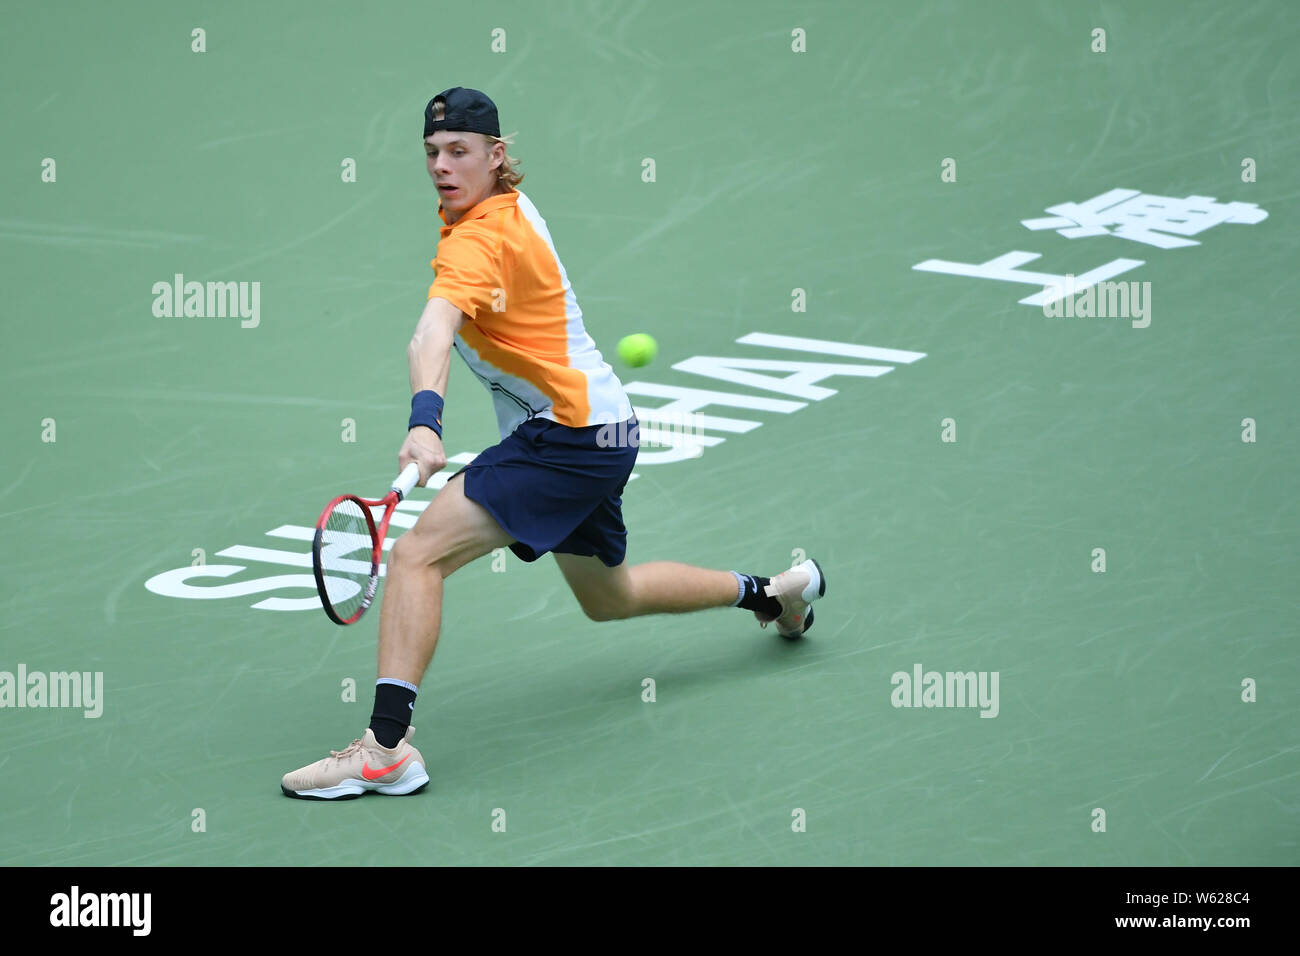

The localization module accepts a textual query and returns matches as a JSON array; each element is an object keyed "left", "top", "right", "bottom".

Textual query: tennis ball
[{"left": 616, "top": 333, "right": 658, "bottom": 368}]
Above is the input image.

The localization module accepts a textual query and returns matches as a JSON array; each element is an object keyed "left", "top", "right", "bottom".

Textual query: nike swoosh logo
[{"left": 361, "top": 754, "right": 411, "bottom": 781}]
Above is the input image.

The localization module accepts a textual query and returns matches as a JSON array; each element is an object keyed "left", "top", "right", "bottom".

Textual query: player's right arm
[{"left": 399, "top": 296, "right": 466, "bottom": 485}]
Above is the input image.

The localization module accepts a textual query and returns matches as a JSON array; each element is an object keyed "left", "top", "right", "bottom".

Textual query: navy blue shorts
[{"left": 458, "top": 416, "right": 639, "bottom": 568}]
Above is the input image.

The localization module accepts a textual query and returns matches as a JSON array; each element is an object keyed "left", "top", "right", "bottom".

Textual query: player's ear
[{"left": 486, "top": 134, "right": 504, "bottom": 170}]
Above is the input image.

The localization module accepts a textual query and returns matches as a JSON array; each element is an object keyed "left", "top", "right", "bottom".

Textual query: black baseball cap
[{"left": 424, "top": 87, "right": 500, "bottom": 138}]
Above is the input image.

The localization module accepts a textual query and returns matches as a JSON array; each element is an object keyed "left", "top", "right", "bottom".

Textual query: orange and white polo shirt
[{"left": 427, "top": 189, "right": 633, "bottom": 440}]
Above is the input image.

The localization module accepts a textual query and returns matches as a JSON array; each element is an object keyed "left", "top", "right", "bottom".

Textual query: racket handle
[{"left": 393, "top": 461, "right": 422, "bottom": 499}]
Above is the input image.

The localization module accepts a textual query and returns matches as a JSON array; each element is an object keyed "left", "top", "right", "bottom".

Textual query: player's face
[{"left": 425, "top": 132, "right": 502, "bottom": 223}]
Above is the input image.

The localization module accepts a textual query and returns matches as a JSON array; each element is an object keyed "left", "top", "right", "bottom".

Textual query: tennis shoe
[
  {"left": 281, "top": 727, "right": 429, "bottom": 800},
  {"left": 756, "top": 558, "right": 826, "bottom": 640}
]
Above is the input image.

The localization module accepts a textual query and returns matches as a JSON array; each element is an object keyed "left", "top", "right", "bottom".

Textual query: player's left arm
[{"left": 400, "top": 296, "right": 467, "bottom": 484}]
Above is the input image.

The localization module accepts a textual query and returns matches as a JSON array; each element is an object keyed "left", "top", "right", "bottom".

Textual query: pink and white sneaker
[
  {"left": 756, "top": 558, "right": 826, "bottom": 640},
  {"left": 281, "top": 727, "right": 429, "bottom": 800}
]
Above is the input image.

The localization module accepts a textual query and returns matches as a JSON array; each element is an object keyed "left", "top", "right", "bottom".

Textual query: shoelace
[{"left": 328, "top": 739, "right": 365, "bottom": 762}]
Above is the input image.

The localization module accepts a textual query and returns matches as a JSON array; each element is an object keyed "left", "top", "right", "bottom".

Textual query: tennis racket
[{"left": 312, "top": 462, "right": 422, "bottom": 625}]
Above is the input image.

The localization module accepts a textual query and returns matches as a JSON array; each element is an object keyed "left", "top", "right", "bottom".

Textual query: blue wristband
[{"left": 409, "top": 390, "right": 444, "bottom": 438}]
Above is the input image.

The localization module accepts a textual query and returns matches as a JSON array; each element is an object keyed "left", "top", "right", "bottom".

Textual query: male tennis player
[{"left": 281, "top": 87, "right": 826, "bottom": 799}]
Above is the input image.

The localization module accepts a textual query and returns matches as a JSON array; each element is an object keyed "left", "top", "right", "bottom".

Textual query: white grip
[{"left": 393, "top": 461, "right": 422, "bottom": 499}]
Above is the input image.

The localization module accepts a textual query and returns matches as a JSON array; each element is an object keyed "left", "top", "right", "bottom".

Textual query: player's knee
[
  {"left": 558, "top": 556, "right": 637, "bottom": 622},
  {"left": 579, "top": 601, "right": 619, "bottom": 622},
  {"left": 388, "top": 532, "right": 424, "bottom": 571},
  {"left": 576, "top": 590, "right": 634, "bottom": 622},
  {"left": 390, "top": 526, "right": 450, "bottom": 576}
]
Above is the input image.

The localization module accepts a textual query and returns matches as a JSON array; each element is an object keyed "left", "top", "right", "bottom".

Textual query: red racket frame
[{"left": 311, "top": 463, "right": 421, "bottom": 625}]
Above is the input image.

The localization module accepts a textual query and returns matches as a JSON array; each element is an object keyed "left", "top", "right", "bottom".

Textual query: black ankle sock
[
  {"left": 369, "top": 681, "right": 417, "bottom": 748},
  {"left": 733, "top": 572, "right": 782, "bottom": 618}
]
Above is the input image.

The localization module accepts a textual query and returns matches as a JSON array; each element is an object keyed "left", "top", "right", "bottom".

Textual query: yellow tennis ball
[{"left": 617, "top": 333, "right": 658, "bottom": 368}]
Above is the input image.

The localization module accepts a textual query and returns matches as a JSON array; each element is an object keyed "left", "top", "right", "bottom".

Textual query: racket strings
[{"left": 317, "top": 498, "right": 378, "bottom": 621}]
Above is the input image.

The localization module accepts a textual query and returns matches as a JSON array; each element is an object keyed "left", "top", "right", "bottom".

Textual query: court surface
[{"left": 1, "top": 0, "right": 1296, "bottom": 865}]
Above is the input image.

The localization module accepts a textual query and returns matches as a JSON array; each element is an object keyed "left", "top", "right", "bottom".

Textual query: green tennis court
[{"left": 2, "top": 0, "right": 1296, "bottom": 866}]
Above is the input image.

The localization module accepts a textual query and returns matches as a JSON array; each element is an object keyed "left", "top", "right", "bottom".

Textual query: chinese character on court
[{"left": 1021, "top": 188, "right": 1268, "bottom": 249}]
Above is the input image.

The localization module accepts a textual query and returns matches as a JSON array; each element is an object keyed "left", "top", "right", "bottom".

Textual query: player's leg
[
  {"left": 552, "top": 552, "right": 735, "bottom": 620},
  {"left": 548, "top": 426, "right": 826, "bottom": 637},
  {"left": 281, "top": 472, "right": 512, "bottom": 800},
  {"left": 554, "top": 551, "right": 826, "bottom": 638},
  {"left": 376, "top": 471, "right": 513, "bottom": 684}
]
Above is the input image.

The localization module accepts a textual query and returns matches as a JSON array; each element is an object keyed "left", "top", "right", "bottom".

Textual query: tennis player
[{"left": 282, "top": 87, "right": 827, "bottom": 799}]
